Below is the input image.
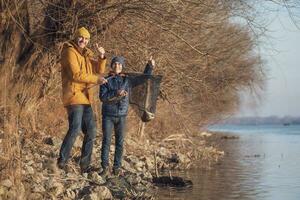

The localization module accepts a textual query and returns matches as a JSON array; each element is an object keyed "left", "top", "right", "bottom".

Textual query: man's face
[
  {"left": 77, "top": 36, "right": 89, "bottom": 49},
  {"left": 112, "top": 62, "right": 123, "bottom": 74}
]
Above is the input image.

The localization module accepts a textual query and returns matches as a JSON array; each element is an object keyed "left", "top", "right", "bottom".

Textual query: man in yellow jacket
[{"left": 58, "top": 27, "right": 107, "bottom": 173}]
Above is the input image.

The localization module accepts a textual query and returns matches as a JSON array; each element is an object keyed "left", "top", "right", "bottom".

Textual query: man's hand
[
  {"left": 148, "top": 56, "right": 155, "bottom": 68},
  {"left": 96, "top": 43, "right": 105, "bottom": 59},
  {"left": 98, "top": 76, "right": 107, "bottom": 85},
  {"left": 117, "top": 90, "right": 128, "bottom": 97}
]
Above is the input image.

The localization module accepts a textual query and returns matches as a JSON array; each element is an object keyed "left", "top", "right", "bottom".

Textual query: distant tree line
[{"left": 220, "top": 116, "right": 300, "bottom": 125}]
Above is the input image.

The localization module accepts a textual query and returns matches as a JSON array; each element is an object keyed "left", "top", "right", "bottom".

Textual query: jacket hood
[{"left": 62, "top": 41, "right": 94, "bottom": 57}]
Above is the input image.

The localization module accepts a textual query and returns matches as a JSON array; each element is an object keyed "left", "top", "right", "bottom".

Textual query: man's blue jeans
[
  {"left": 58, "top": 105, "right": 96, "bottom": 169},
  {"left": 101, "top": 115, "right": 126, "bottom": 170}
]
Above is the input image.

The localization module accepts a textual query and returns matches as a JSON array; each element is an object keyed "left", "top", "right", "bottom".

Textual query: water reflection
[{"left": 156, "top": 127, "right": 300, "bottom": 200}]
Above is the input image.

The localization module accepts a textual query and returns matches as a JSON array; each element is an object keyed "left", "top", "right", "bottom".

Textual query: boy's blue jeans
[
  {"left": 58, "top": 105, "right": 96, "bottom": 169},
  {"left": 101, "top": 115, "right": 126, "bottom": 170}
]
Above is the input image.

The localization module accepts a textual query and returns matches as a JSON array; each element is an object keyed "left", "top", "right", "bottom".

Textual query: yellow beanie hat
[{"left": 75, "top": 27, "right": 90, "bottom": 39}]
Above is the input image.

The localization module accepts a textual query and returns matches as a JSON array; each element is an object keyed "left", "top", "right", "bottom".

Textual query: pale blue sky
[{"left": 238, "top": 8, "right": 300, "bottom": 117}]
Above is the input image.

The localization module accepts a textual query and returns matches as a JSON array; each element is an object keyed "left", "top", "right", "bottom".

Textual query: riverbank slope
[{"left": 0, "top": 129, "right": 224, "bottom": 199}]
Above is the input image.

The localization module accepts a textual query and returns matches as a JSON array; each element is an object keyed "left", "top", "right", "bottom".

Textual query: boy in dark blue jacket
[{"left": 99, "top": 56, "right": 154, "bottom": 176}]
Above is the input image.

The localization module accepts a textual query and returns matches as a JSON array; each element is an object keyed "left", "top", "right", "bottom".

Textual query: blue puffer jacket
[{"left": 100, "top": 63, "right": 153, "bottom": 117}]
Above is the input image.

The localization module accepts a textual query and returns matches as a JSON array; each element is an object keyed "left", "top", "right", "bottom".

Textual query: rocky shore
[{"left": 0, "top": 130, "right": 224, "bottom": 199}]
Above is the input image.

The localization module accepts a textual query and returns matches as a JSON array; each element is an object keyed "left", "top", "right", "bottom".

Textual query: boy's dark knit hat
[{"left": 111, "top": 56, "right": 125, "bottom": 68}]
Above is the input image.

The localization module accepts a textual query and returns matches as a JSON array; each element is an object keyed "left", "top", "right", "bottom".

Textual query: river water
[{"left": 156, "top": 124, "right": 300, "bottom": 200}]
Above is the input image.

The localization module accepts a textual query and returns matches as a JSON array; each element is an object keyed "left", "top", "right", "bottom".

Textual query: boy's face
[{"left": 112, "top": 62, "right": 123, "bottom": 74}]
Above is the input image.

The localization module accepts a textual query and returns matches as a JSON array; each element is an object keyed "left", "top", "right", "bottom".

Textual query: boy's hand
[
  {"left": 148, "top": 56, "right": 155, "bottom": 68},
  {"left": 96, "top": 43, "right": 105, "bottom": 59},
  {"left": 117, "top": 90, "right": 128, "bottom": 97},
  {"left": 98, "top": 76, "right": 107, "bottom": 84}
]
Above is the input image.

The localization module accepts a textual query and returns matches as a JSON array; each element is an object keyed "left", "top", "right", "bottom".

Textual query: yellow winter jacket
[{"left": 60, "top": 41, "right": 106, "bottom": 106}]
